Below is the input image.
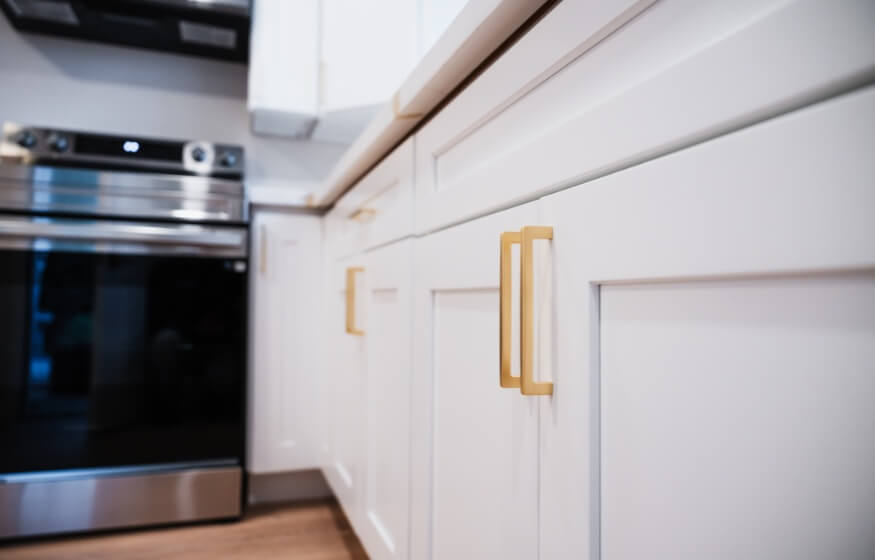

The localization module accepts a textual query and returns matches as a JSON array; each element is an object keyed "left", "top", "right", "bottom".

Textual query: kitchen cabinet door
[
  {"left": 410, "top": 201, "right": 540, "bottom": 560},
  {"left": 322, "top": 253, "right": 368, "bottom": 529},
  {"left": 538, "top": 87, "right": 875, "bottom": 559},
  {"left": 359, "top": 239, "right": 413, "bottom": 560},
  {"left": 248, "top": 210, "right": 323, "bottom": 474}
]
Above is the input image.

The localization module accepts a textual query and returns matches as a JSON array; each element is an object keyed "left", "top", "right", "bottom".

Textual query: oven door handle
[{"left": 0, "top": 218, "right": 246, "bottom": 248}]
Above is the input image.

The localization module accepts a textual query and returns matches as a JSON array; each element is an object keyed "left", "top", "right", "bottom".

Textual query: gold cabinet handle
[
  {"left": 350, "top": 208, "right": 377, "bottom": 222},
  {"left": 345, "top": 266, "right": 365, "bottom": 336},
  {"left": 520, "top": 225, "right": 553, "bottom": 396},
  {"left": 500, "top": 231, "right": 521, "bottom": 389},
  {"left": 259, "top": 224, "right": 267, "bottom": 275}
]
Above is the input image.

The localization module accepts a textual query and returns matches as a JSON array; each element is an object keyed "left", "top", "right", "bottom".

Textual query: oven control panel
[{"left": 0, "top": 122, "right": 244, "bottom": 179}]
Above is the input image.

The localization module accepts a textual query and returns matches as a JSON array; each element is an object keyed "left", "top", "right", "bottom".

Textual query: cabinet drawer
[
  {"left": 414, "top": 0, "right": 875, "bottom": 233},
  {"left": 328, "top": 137, "right": 415, "bottom": 257}
]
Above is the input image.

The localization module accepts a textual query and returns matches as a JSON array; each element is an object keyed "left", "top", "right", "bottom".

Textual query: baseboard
[{"left": 247, "top": 469, "right": 333, "bottom": 505}]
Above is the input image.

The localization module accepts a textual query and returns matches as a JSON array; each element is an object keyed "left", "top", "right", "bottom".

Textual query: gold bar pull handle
[
  {"left": 259, "top": 224, "right": 267, "bottom": 275},
  {"left": 520, "top": 225, "right": 553, "bottom": 396},
  {"left": 500, "top": 231, "right": 521, "bottom": 389},
  {"left": 349, "top": 208, "right": 377, "bottom": 222},
  {"left": 345, "top": 266, "right": 365, "bottom": 336}
]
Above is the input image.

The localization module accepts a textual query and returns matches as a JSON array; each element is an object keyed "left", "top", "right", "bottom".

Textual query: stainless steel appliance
[
  {"left": 0, "top": 123, "right": 248, "bottom": 539},
  {"left": 0, "top": 0, "right": 250, "bottom": 62}
]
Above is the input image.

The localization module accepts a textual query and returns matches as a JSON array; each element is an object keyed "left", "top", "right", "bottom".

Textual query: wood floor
[{"left": 0, "top": 499, "right": 368, "bottom": 560}]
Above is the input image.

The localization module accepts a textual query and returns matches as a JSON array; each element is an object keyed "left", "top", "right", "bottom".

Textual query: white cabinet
[
  {"left": 414, "top": 0, "right": 875, "bottom": 233},
  {"left": 322, "top": 254, "right": 367, "bottom": 526},
  {"left": 320, "top": 0, "right": 419, "bottom": 112},
  {"left": 360, "top": 239, "right": 414, "bottom": 560},
  {"left": 410, "top": 201, "right": 540, "bottom": 560},
  {"left": 313, "top": 2, "right": 875, "bottom": 559},
  {"left": 409, "top": 85, "right": 875, "bottom": 560},
  {"left": 322, "top": 137, "right": 417, "bottom": 544},
  {"left": 537, "top": 87, "right": 875, "bottom": 558},
  {"left": 248, "top": 0, "right": 320, "bottom": 137},
  {"left": 248, "top": 0, "right": 469, "bottom": 139},
  {"left": 248, "top": 210, "right": 323, "bottom": 474},
  {"left": 322, "top": 238, "right": 415, "bottom": 560},
  {"left": 328, "top": 137, "right": 415, "bottom": 257},
  {"left": 320, "top": 134, "right": 418, "bottom": 557}
]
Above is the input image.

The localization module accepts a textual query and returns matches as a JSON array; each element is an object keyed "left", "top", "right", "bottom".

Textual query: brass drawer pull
[
  {"left": 345, "top": 266, "right": 365, "bottom": 336},
  {"left": 499, "top": 231, "right": 521, "bottom": 389},
  {"left": 520, "top": 226, "right": 553, "bottom": 396}
]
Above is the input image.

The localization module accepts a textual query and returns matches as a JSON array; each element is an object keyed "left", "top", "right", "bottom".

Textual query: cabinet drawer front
[
  {"left": 415, "top": 0, "right": 875, "bottom": 233},
  {"left": 330, "top": 137, "right": 415, "bottom": 257}
]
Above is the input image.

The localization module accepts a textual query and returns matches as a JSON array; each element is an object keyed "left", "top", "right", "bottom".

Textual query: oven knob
[
  {"left": 49, "top": 133, "right": 69, "bottom": 153},
  {"left": 219, "top": 151, "right": 237, "bottom": 167},
  {"left": 16, "top": 130, "right": 37, "bottom": 148},
  {"left": 191, "top": 146, "right": 207, "bottom": 162}
]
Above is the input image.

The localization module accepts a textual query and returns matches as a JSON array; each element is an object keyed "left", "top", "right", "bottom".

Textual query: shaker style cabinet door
[
  {"left": 359, "top": 239, "right": 414, "bottom": 560},
  {"left": 322, "top": 254, "right": 368, "bottom": 529},
  {"left": 410, "top": 201, "right": 541, "bottom": 560},
  {"left": 538, "top": 88, "right": 875, "bottom": 559},
  {"left": 248, "top": 211, "right": 323, "bottom": 474}
]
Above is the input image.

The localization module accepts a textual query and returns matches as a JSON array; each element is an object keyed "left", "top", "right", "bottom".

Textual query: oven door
[{"left": 0, "top": 215, "right": 248, "bottom": 474}]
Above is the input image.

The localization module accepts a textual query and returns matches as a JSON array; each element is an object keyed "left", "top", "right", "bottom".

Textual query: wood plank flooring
[{"left": 0, "top": 499, "right": 368, "bottom": 560}]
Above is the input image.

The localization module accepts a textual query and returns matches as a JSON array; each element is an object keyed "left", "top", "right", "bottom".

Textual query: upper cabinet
[
  {"left": 320, "top": 0, "right": 419, "bottom": 112},
  {"left": 248, "top": 0, "right": 321, "bottom": 138},
  {"left": 248, "top": 0, "right": 468, "bottom": 140}
]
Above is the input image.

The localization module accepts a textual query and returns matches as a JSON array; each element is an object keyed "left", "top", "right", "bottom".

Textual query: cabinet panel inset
[{"left": 601, "top": 272, "right": 875, "bottom": 560}]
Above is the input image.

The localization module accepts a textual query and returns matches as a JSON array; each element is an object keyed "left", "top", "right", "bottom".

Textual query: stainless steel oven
[{"left": 0, "top": 123, "right": 248, "bottom": 539}]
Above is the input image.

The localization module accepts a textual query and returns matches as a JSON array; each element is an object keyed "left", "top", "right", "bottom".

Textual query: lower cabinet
[
  {"left": 538, "top": 86, "right": 875, "bottom": 559},
  {"left": 322, "top": 89, "right": 875, "bottom": 560},
  {"left": 360, "top": 239, "right": 413, "bottom": 560},
  {"left": 407, "top": 87, "right": 875, "bottom": 559},
  {"left": 323, "top": 253, "right": 367, "bottom": 526},
  {"left": 323, "top": 239, "right": 414, "bottom": 560},
  {"left": 248, "top": 209, "right": 323, "bottom": 474},
  {"left": 410, "top": 201, "right": 541, "bottom": 560}
]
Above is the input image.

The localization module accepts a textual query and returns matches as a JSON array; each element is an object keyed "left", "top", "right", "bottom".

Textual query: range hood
[{"left": 0, "top": 0, "right": 250, "bottom": 63}]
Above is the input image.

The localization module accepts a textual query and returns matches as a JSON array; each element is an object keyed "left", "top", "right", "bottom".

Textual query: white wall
[{"left": 0, "top": 15, "right": 346, "bottom": 188}]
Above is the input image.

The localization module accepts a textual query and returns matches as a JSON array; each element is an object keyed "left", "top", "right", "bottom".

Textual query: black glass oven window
[{"left": 0, "top": 249, "right": 247, "bottom": 474}]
